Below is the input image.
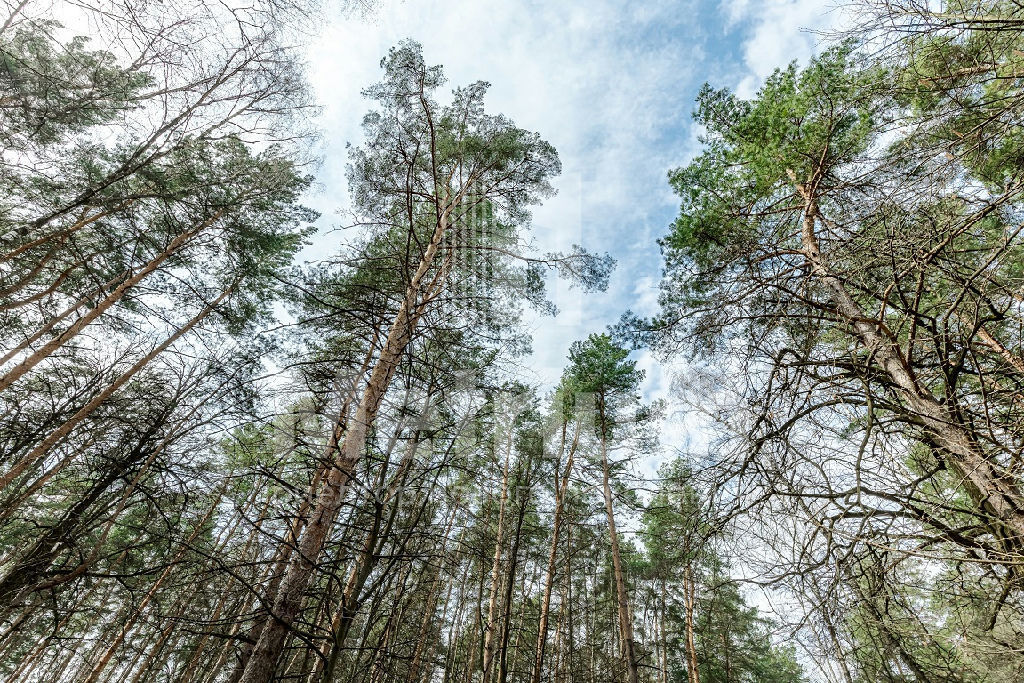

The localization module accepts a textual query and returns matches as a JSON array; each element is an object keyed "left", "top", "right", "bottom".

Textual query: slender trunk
[
  {"left": 531, "top": 420, "right": 580, "bottom": 683},
  {"left": 1, "top": 203, "right": 130, "bottom": 264},
  {"left": 177, "top": 579, "right": 234, "bottom": 683},
  {"left": 721, "top": 627, "right": 731, "bottom": 683},
  {"left": 0, "top": 242, "right": 72, "bottom": 303},
  {"left": 407, "top": 514, "right": 458, "bottom": 683},
  {"left": 795, "top": 180, "right": 1024, "bottom": 547},
  {"left": 598, "top": 420, "right": 639, "bottom": 683},
  {"left": 819, "top": 598, "right": 855, "bottom": 683},
  {"left": 659, "top": 577, "right": 667, "bottom": 683},
  {"left": 683, "top": 565, "right": 699, "bottom": 683},
  {"left": 0, "top": 283, "right": 232, "bottom": 492},
  {"left": 421, "top": 558, "right": 456, "bottom": 683},
  {"left": 126, "top": 602, "right": 186, "bottom": 683},
  {"left": 240, "top": 210, "right": 452, "bottom": 683},
  {"left": 496, "top": 479, "right": 530, "bottom": 683},
  {"left": 80, "top": 490, "right": 223, "bottom": 683},
  {"left": 318, "top": 430, "right": 424, "bottom": 682},
  {"left": 551, "top": 590, "right": 566, "bottom": 683},
  {"left": 1, "top": 579, "right": 103, "bottom": 683},
  {"left": 0, "top": 350, "right": 233, "bottom": 525},
  {"left": 482, "top": 428, "right": 516, "bottom": 682},
  {"left": 973, "top": 319, "right": 1024, "bottom": 375},
  {"left": 231, "top": 373, "right": 369, "bottom": 683},
  {"left": 0, "top": 269, "right": 126, "bottom": 367},
  {"left": 0, "top": 210, "right": 223, "bottom": 394},
  {"left": 565, "top": 518, "right": 575, "bottom": 683},
  {"left": 0, "top": 466, "right": 120, "bottom": 606},
  {"left": 468, "top": 554, "right": 487, "bottom": 683},
  {"left": 443, "top": 559, "right": 470, "bottom": 683}
]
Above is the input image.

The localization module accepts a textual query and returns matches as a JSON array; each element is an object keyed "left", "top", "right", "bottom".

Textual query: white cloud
[
  {"left": 724, "top": 0, "right": 844, "bottom": 97},
  {"left": 300, "top": 0, "right": 703, "bottom": 387},
  {"left": 297, "top": 0, "right": 841, "bottom": 446}
]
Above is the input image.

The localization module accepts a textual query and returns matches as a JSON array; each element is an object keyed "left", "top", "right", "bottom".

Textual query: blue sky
[{"left": 300, "top": 0, "right": 840, "bottom": 419}]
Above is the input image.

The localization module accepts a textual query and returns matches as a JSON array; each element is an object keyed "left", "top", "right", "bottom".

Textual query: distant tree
[{"left": 563, "top": 332, "right": 647, "bottom": 683}]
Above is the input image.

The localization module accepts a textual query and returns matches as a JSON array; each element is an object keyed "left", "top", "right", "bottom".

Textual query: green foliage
[
  {"left": 641, "top": 458, "right": 804, "bottom": 683},
  {"left": 893, "top": 1, "right": 1024, "bottom": 185},
  {"left": 563, "top": 332, "right": 644, "bottom": 439},
  {"left": 662, "top": 45, "right": 878, "bottom": 275},
  {"left": 650, "top": 5, "right": 1024, "bottom": 682},
  {"left": 0, "top": 21, "right": 152, "bottom": 147}
]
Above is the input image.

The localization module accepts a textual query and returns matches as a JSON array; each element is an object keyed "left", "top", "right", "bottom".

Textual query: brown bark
[
  {"left": 564, "top": 518, "right": 576, "bottom": 683},
  {"left": 317, "top": 425, "right": 424, "bottom": 682},
  {"left": 238, "top": 202, "right": 455, "bottom": 683},
  {"left": 0, "top": 209, "right": 223, "bottom": 394},
  {"left": 0, "top": 269, "right": 126, "bottom": 367},
  {"left": 79, "top": 490, "right": 223, "bottom": 683},
  {"left": 232, "top": 349, "right": 377, "bottom": 682},
  {"left": 443, "top": 558, "right": 471, "bottom": 683},
  {"left": 659, "top": 579, "right": 669, "bottom": 683},
  {"left": 407, "top": 510, "right": 458, "bottom": 683},
  {"left": 793, "top": 175, "right": 1024, "bottom": 550},
  {"left": 482, "top": 426, "right": 516, "bottom": 683},
  {"left": 531, "top": 420, "right": 581, "bottom": 683},
  {"left": 127, "top": 600, "right": 188, "bottom": 683},
  {"left": 496, "top": 471, "right": 530, "bottom": 683},
  {"left": 0, "top": 283, "right": 232, "bottom": 492},
  {"left": 0, "top": 463, "right": 122, "bottom": 606},
  {"left": 0, "top": 241, "right": 67, "bottom": 301},
  {"left": 974, "top": 321, "right": 1024, "bottom": 375},
  {"left": 0, "top": 579, "right": 103, "bottom": 683},
  {"left": 683, "top": 565, "right": 699, "bottom": 683},
  {"left": 0, "top": 203, "right": 128, "bottom": 264},
  {"left": 598, "top": 425, "right": 639, "bottom": 683},
  {"left": 228, "top": 463, "right": 328, "bottom": 683}
]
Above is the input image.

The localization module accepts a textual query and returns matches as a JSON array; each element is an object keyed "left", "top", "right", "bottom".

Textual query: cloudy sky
[{"left": 300, "top": 0, "right": 840, "bottom": 423}]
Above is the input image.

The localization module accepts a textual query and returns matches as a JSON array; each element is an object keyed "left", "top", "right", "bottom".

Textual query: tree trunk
[
  {"left": 659, "top": 578, "right": 669, "bottom": 683},
  {"left": 0, "top": 282, "right": 233, "bottom": 492},
  {"left": 565, "top": 519, "right": 575, "bottom": 683},
  {"left": 317, "top": 427, "right": 423, "bottom": 682},
  {"left": 0, "top": 210, "right": 223, "bottom": 394},
  {"left": 598, "top": 422, "right": 639, "bottom": 683},
  {"left": 482, "top": 428, "right": 516, "bottom": 683},
  {"left": 407, "top": 511, "right": 458, "bottom": 683},
  {"left": 795, "top": 179, "right": 1024, "bottom": 550},
  {"left": 683, "top": 564, "right": 699, "bottom": 683},
  {"left": 80, "top": 490, "right": 223, "bottom": 683},
  {"left": 496, "top": 477, "right": 530, "bottom": 683},
  {"left": 531, "top": 420, "right": 580, "bottom": 683},
  {"left": 239, "top": 207, "right": 453, "bottom": 683}
]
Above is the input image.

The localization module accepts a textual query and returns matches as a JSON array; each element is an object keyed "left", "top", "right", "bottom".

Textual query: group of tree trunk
[{"left": 1, "top": 0, "right": 1023, "bottom": 682}]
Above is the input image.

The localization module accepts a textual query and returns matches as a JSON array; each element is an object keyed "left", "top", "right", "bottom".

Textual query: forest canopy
[{"left": 0, "top": 1, "right": 1022, "bottom": 682}]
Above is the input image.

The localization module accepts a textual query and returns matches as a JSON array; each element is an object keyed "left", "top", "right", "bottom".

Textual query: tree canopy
[{"left": 3, "top": 1, "right": 1024, "bottom": 682}]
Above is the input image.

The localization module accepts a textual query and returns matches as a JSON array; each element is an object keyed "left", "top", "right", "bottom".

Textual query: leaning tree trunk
[
  {"left": 238, "top": 207, "right": 453, "bottom": 683},
  {"left": 318, "top": 431, "right": 423, "bottom": 683},
  {"left": 0, "top": 283, "right": 233, "bottom": 493},
  {"left": 496, "top": 474, "right": 530, "bottom": 683},
  {"left": 481, "top": 425, "right": 516, "bottom": 683},
  {"left": 407, "top": 508, "right": 459, "bottom": 683},
  {"left": 683, "top": 564, "right": 699, "bottom": 683},
  {"left": 794, "top": 175, "right": 1024, "bottom": 551},
  {"left": 0, "top": 210, "right": 224, "bottom": 394},
  {"left": 79, "top": 489, "right": 223, "bottom": 683}
]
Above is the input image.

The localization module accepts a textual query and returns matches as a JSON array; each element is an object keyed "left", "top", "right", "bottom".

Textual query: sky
[{"left": 300, "top": 0, "right": 842, "bottom": 448}]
